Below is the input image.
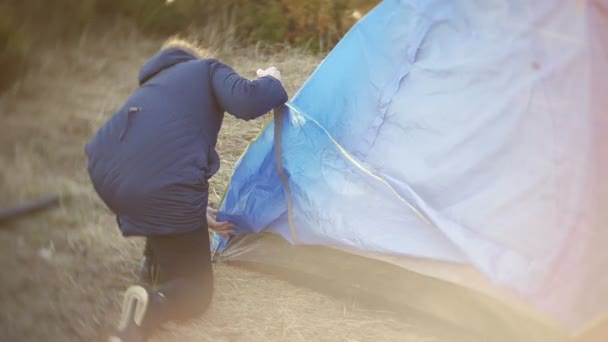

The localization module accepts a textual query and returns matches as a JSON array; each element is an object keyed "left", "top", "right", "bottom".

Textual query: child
[{"left": 85, "top": 38, "right": 287, "bottom": 342}]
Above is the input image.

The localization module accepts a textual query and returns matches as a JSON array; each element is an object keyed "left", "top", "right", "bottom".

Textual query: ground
[{"left": 0, "top": 27, "right": 438, "bottom": 341}]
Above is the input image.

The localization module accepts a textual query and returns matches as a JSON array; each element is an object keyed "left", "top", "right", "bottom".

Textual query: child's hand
[
  {"left": 256, "top": 67, "right": 282, "bottom": 82},
  {"left": 206, "top": 207, "right": 234, "bottom": 237}
]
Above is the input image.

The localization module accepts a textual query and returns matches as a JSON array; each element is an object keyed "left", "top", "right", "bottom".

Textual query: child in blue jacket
[{"left": 85, "top": 38, "right": 287, "bottom": 342}]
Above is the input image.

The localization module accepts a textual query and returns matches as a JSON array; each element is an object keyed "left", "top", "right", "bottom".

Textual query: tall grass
[
  {"left": 0, "top": 13, "right": 27, "bottom": 93},
  {"left": 0, "top": 0, "right": 379, "bottom": 94}
]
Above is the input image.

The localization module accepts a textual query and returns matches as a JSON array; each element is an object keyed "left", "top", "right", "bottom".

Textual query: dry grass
[
  {"left": 152, "top": 264, "right": 435, "bottom": 342},
  {"left": 0, "top": 27, "right": 436, "bottom": 342}
]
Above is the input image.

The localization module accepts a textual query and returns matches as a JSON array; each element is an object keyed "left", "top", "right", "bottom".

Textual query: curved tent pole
[{"left": 273, "top": 105, "right": 300, "bottom": 243}]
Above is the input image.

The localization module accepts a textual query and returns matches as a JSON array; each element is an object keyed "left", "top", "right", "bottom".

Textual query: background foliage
[{"left": 0, "top": 0, "right": 380, "bottom": 92}]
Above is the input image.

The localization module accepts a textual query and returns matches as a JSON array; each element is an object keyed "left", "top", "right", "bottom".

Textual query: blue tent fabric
[{"left": 219, "top": 0, "right": 608, "bottom": 330}]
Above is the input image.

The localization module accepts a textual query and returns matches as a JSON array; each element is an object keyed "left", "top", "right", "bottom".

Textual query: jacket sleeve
[{"left": 209, "top": 60, "right": 288, "bottom": 120}]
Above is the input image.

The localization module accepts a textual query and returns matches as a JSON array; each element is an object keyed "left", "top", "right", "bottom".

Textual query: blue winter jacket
[{"left": 85, "top": 48, "right": 288, "bottom": 236}]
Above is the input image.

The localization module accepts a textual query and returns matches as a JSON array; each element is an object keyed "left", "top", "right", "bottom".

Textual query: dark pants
[{"left": 142, "top": 227, "right": 213, "bottom": 327}]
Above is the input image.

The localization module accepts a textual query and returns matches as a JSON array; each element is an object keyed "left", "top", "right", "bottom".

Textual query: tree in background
[{"left": 279, "top": 0, "right": 377, "bottom": 51}]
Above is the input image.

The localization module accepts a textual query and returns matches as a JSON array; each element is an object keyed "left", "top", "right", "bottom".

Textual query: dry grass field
[{"left": 0, "top": 27, "right": 439, "bottom": 342}]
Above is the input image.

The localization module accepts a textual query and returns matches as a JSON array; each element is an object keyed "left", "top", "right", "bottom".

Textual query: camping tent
[{"left": 216, "top": 0, "right": 608, "bottom": 340}]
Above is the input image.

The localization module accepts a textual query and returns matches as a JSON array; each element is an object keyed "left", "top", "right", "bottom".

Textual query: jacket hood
[{"left": 138, "top": 48, "right": 197, "bottom": 85}]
